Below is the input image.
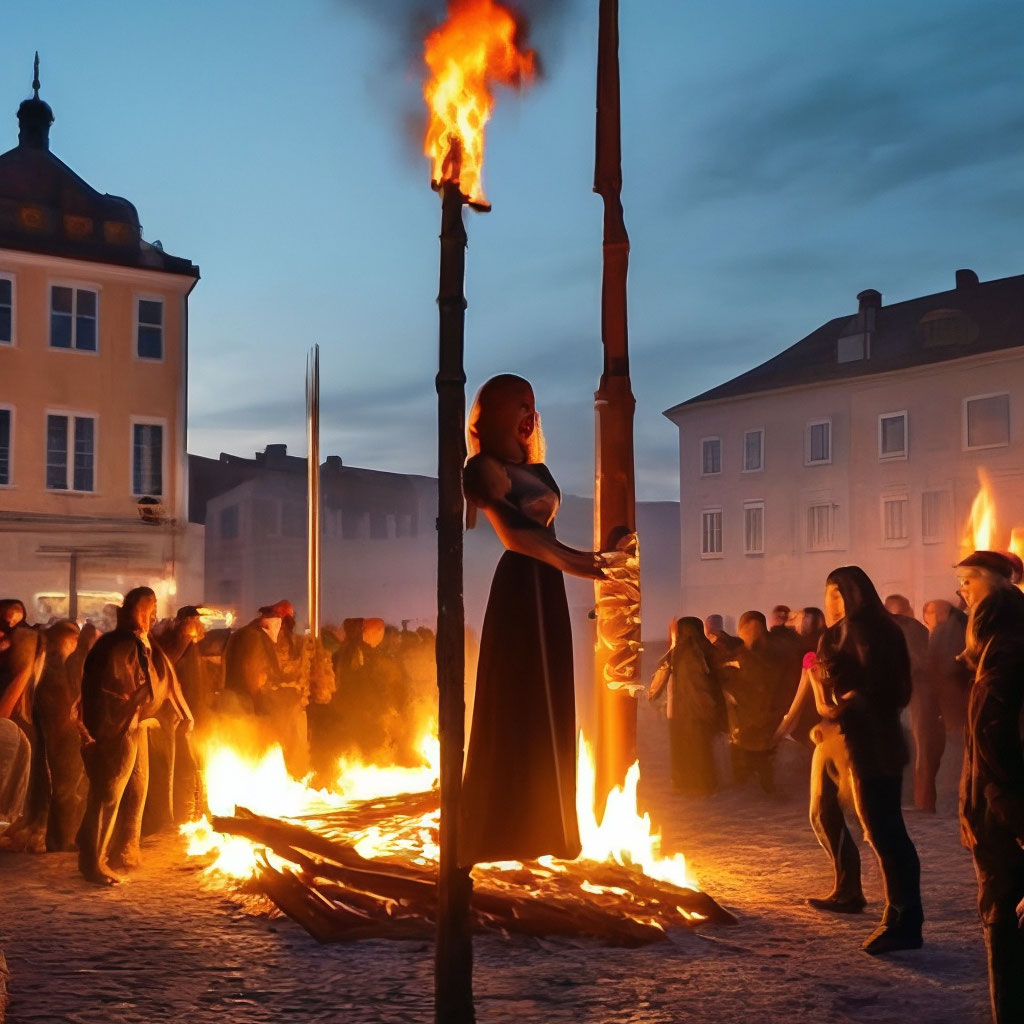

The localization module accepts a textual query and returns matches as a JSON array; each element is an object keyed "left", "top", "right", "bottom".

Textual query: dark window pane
[
  {"left": 76, "top": 289, "right": 96, "bottom": 317},
  {"left": 73, "top": 417, "right": 94, "bottom": 491},
  {"left": 51, "top": 286, "right": 72, "bottom": 314},
  {"left": 46, "top": 415, "right": 68, "bottom": 489},
  {"left": 0, "top": 279, "right": 10, "bottom": 304},
  {"left": 0, "top": 409, "right": 9, "bottom": 485},
  {"left": 0, "top": 308, "right": 10, "bottom": 344},
  {"left": 133, "top": 423, "right": 162, "bottom": 496},
  {"left": 76, "top": 314, "right": 97, "bottom": 351},
  {"left": 139, "top": 299, "right": 162, "bottom": 326},
  {"left": 50, "top": 312, "right": 71, "bottom": 348},
  {"left": 219, "top": 505, "right": 239, "bottom": 540},
  {"left": 138, "top": 325, "right": 162, "bottom": 359}
]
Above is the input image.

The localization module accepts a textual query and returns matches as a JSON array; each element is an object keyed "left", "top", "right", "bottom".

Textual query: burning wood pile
[{"left": 182, "top": 736, "right": 735, "bottom": 946}]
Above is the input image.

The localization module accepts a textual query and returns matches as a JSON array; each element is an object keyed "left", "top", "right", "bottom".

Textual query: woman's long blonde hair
[{"left": 466, "top": 374, "right": 545, "bottom": 464}]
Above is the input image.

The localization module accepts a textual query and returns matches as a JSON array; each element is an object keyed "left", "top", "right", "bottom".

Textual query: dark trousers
[
  {"left": 972, "top": 844, "right": 1024, "bottom": 1023},
  {"left": 910, "top": 680, "right": 946, "bottom": 812},
  {"left": 810, "top": 736, "right": 922, "bottom": 917}
]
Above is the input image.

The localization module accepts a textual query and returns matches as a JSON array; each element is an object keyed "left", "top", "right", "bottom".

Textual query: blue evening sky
[{"left": 3, "top": 1, "right": 1024, "bottom": 500}]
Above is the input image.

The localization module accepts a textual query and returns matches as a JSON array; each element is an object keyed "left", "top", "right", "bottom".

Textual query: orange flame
[
  {"left": 423, "top": 0, "right": 536, "bottom": 205},
  {"left": 961, "top": 468, "right": 998, "bottom": 556}
]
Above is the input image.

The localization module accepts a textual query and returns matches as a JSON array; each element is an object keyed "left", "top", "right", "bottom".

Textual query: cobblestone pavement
[{"left": 0, "top": 705, "right": 992, "bottom": 1024}]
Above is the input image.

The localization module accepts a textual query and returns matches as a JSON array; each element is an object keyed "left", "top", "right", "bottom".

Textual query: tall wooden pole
[
  {"left": 434, "top": 174, "right": 475, "bottom": 1024},
  {"left": 593, "top": 0, "right": 640, "bottom": 798},
  {"left": 305, "top": 345, "right": 321, "bottom": 638}
]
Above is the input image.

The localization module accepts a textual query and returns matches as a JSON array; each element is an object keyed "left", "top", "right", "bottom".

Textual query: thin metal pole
[
  {"left": 68, "top": 549, "right": 79, "bottom": 621},
  {"left": 593, "top": 0, "right": 639, "bottom": 798},
  {"left": 306, "top": 345, "right": 321, "bottom": 637},
  {"left": 434, "top": 177, "right": 475, "bottom": 1024}
]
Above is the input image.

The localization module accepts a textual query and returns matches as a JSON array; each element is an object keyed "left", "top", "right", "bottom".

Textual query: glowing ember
[
  {"left": 335, "top": 734, "right": 439, "bottom": 801},
  {"left": 422, "top": 0, "right": 536, "bottom": 205}
]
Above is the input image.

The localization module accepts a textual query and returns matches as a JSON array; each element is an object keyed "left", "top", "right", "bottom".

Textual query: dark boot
[
  {"left": 861, "top": 903, "right": 923, "bottom": 955},
  {"left": 808, "top": 893, "right": 867, "bottom": 914}
]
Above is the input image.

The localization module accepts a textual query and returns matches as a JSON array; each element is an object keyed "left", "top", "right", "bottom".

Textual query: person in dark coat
[
  {"left": 958, "top": 567, "right": 1024, "bottom": 1023},
  {"left": 649, "top": 616, "right": 723, "bottom": 796},
  {"left": 221, "top": 604, "right": 285, "bottom": 716},
  {"left": 77, "top": 587, "right": 193, "bottom": 884},
  {"left": 924, "top": 598, "right": 970, "bottom": 734},
  {"left": 720, "top": 611, "right": 789, "bottom": 793},
  {"left": 806, "top": 566, "right": 923, "bottom": 955},
  {"left": 886, "top": 594, "right": 944, "bottom": 813}
]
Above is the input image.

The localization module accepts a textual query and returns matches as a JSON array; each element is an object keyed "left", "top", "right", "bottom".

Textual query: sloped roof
[
  {"left": 665, "top": 270, "right": 1024, "bottom": 416},
  {"left": 0, "top": 141, "right": 198, "bottom": 277}
]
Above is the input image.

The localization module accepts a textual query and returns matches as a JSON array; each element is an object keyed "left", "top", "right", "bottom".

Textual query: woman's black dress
[{"left": 459, "top": 461, "right": 581, "bottom": 866}]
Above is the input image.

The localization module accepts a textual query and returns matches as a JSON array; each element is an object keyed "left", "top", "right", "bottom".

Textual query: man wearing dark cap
[
  {"left": 955, "top": 551, "right": 1017, "bottom": 610},
  {"left": 221, "top": 602, "right": 288, "bottom": 713}
]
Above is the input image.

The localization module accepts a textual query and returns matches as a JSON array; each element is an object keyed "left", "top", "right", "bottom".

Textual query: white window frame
[
  {"left": 45, "top": 409, "right": 98, "bottom": 493},
  {"left": 134, "top": 293, "right": 165, "bottom": 362},
  {"left": 805, "top": 419, "right": 832, "bottom": 466},
  {"left": 48, "top": 280, "right": 101, "bottom": 354},
  {"left": 921, "top": 489, "right": 951, "bottom": 545},
  {"left": 743, "top": 500, "right": 764, "bottom": 555},
  {"left": 878, "top": 410, "right": 908, "bottom": 461},
  {"left": 806, "top": 501, "right": 837, "bottom": 551},
  {"left": 0, "top": 403, "right": 13, "bottom": 487},
  {"left": 742, "top": 428, "right": 764, "bottom": 473},
  {"left": 880, "top": 494, "right": 910, "bottom": 547},
  {"left": 963, "top": 392, "right": 1011, "bottom": 451},
  {"left": 129, "top": 416, "right": 167, "bottom": 498},
  {"left": 700, "top": 436, "right": 722, "bottom": 476},
  {"left": 0, "top": 272, "right": 15, "bottom": 346},
  {"left": 700, "top": 507, "right": 723, "bottom": 559}
]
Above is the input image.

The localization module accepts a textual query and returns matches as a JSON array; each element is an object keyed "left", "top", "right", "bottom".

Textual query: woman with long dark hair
[
  {"left": 806, "top": 566, "right": 923, "bottom": 955},
  {"left": 650, "top": 616, "right": 723, "bottom": 795}
]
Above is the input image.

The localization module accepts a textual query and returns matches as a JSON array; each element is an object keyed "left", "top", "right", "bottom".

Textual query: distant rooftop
[
  {"left": 665, "top": 268, "right": 1024, "bottom": 416},
  {"left": 0, "top": 54, "right": 198, "bottom": 278}
]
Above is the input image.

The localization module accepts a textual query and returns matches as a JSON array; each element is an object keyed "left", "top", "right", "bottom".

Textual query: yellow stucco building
[{"left": 0, "top": 60, "right": 200, "bottom": 621}]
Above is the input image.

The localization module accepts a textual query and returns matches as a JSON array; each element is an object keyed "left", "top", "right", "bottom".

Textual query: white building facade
[{"left": 664, "top": 270, "right": 1024, "bottom": 622}]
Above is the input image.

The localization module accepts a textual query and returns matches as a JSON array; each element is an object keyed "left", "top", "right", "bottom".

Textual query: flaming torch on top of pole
[{"left": 422, "top": 4, "right": 535, "bottom": 1022}]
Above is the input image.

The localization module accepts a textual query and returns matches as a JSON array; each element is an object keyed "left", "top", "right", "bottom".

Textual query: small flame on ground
[{"left": 422, "top": 0, "right": 536, "bottom": 205}]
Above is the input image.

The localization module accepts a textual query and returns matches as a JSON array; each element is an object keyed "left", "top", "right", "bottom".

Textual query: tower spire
[{"left": 17, "top": 51, "right": 54, "bottom": 150}]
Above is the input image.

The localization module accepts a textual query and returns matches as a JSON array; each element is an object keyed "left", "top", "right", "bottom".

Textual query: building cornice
[{"left": 0, "top": 246, "right": 198, "bottom": 294}]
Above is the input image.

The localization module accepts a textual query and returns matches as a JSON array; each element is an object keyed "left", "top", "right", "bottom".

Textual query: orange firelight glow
[
  {"left": 422, "top": 0, "right": 536, "bottom": 206},
  {"left": 962, "top": 469, "right": 998, "bottom": 556}
]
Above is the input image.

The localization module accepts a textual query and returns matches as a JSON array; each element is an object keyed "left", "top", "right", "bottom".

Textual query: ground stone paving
[{"left": 0, "top": 705, "right": 994, "bottom": 1023}]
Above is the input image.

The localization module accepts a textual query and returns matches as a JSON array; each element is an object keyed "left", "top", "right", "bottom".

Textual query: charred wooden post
[
  {"left": 593, "top": 0, "right": 640, "bottom": 797},
  {"left": 434, "top": 150, "right": 476, "bottom": 1024}
]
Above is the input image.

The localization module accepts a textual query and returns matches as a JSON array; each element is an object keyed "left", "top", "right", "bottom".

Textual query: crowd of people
[
  {"left": 650, "top": 551, "right": 1024, "bottom": 1020},
  {"left": 0, "top": 592, "right": 437, "bottom": 885}
]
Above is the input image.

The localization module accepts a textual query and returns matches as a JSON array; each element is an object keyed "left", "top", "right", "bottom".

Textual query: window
[
  {"left": 878, "top": 412, "right": 907, "bottom": 459},
  {"left": 964, "top": 393, "right": 1010, "bottom": 450},
  {"left": 132, "top": 423, "right": 163, "bottom": 496},
  {"left": 701, "top": 508, "right": 723, "bottom": 557},
  {"left": 46, "top": 413, "right": 95, "bottom": 491},
  {"left": 807, "top": 502, "right": 836, "bottom": 550},
  {"left": 742, "top": 429, "right": 763, "bottom": 472},
  {"left": 0, "top": 277, "right": 12, "bottom": 344},
  {"left": 137, "top": 298, "right": 163, "bottom": 359},
  {"left": 806, "top": 420, "right": 831, "bottom": 465},
  {"left": 743, "top": 501, "right": 764, "bottom": 555},
  {"left": 219, "top": 504, "right": 239, "bottom": 540},
  {"left": 50, "top": 286, "right": 97, "bottom": 351},
  {"left": 701, "top": 437, "right": 721, "bottom": 475},
  {"left": 0, "top": 408, "right": 10, "bottom": 484},
  {"left": 921, "top": 490, "right": 952, "bottom": 544},
  {"left": 882, "top": 496, "right": 909, "bottom": 544}
]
